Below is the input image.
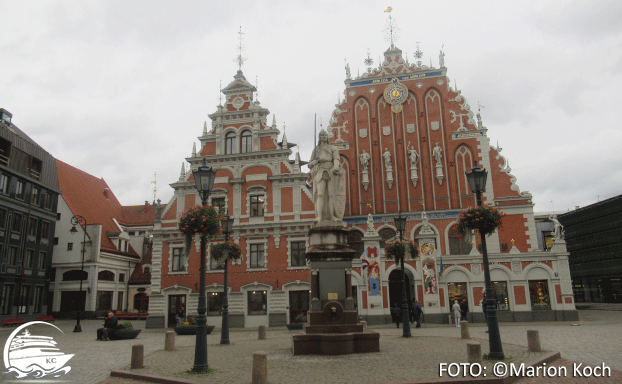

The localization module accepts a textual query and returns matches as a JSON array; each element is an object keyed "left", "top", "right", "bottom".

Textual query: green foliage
[
  {"left": 384, "top": 239, "right": 418, "bottom": 260},
  {"left": 456, "top": 205, "right": 507, "bottom": 236},
  {"left": 178, "top": 206, "right": 221, "bottom": 256},
  {"left": 294, "top": 313, "right": 307, "bottom": 323},
  {"left": 211, "top": 240, "right": 242, "bottom": 261},
  {"left": 122, "top": 321, "right": 134, "bottom": 330}
]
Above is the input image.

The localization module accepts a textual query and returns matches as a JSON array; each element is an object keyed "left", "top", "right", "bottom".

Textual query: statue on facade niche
[
  {"left": 383, "top": 148, "right": 392, "bottom": 170},
  {"left": 155, "top": 199, "right": 163, "bottom": 222},
  {"left": 366, "top": 213, "right": 375, "bottom": 234},
  {"left": 408, "top": 146, "right": 419, "bottom": 168},
  {"left": 309, "top": 130, "right": 345, "bottom": 222},
  {"left": 433, "top": 143, "right": 443, "bottom": 164},
  {"left": 359, "top": 150, "right": 371, "bottom": 172},
  {"left": 550, "top": 214, "right": 565, "bottom": 240},
  {"left": 439, "top": 49, "right": 445, "bottom": 67}
]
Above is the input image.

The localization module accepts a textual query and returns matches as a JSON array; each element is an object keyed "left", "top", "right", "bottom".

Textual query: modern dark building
[
  {"left": 0, "top": 108, "right": 60, "bottom": 320},
  {"left": 559, "top": 196, "right": 622, "bottom": 303}
]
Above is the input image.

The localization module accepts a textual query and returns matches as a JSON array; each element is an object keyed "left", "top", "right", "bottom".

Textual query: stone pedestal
[{"left": 293, "top": 221, "right": 380, "bottom": 355}]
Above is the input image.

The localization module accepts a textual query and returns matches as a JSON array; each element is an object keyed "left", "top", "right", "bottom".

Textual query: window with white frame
[
  {"left": 225, "top": 131, "right": 237, "bottom": 154},
  {"left": 249, "top": 243, "right": 265, "bottom": 268},
  {"left": 171, "top": 247, "right": 186, "bottom": 272},
  {"left": 250, "top": 195, "right": 265, "bottom": 217},
  {"left": 240, "top": 130, "right": 252, "bottom": 153},
  {"left": 290, "top": 240, "right": 307, "bottom": 267}
]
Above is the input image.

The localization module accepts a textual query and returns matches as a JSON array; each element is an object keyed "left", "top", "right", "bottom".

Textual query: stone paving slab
[{"left": 112, "top": 328, "right": 546, "bottom": 384}]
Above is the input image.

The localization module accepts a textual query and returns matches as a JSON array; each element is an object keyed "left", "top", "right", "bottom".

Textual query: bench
[
  {"left": 115, "top": 313, "right": 139, "bottom": 320},
  {"left": 36, "top": 315, "right": 55, "bottom": 323},
  {"left": 2, "top": 318, "right": 25, "bottom": 327}
]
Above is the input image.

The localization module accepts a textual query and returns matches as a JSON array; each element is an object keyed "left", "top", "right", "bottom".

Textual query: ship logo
[{"left": 2, "top": 321, "right": 73, "bottom": 379}]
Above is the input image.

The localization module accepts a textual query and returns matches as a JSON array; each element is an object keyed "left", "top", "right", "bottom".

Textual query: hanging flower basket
[
  {"left": 211, "top": 240, "right": 242, "bottom": 261},
  {"left": 384, "top": 239, "right": 418, "bottom": 260},
  {"left": 178, "top": 206, "right": 221, "bottom": 256},
  {"left": 456, "top": 204, "right": 506, "bottom": 236}
]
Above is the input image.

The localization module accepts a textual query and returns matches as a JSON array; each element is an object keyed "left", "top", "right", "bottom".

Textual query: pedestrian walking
[
  {"left": 460, "top": 300, "right": 469, "bottom": 322},
  {"left": 413, "top": 300, "right": 423, "bottom": 328},
  {"left": 391, "top": 303, "right": 402, "bottom": 328}
]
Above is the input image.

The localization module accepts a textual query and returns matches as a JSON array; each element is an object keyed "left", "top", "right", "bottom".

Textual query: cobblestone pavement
[{"left": 1, "top": 307, "right": 620, "bottom": 384}]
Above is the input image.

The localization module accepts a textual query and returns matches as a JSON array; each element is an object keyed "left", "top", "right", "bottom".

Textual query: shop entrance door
[
  {"left": 168, "top": 294, "right": 186, "bottom": 328},
  {"left": 288, "top": 290, "right": 309, "bottom": 324}
]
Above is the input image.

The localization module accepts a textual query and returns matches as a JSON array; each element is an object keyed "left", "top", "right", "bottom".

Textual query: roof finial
[
  {"left": 192, "top": 142, "right": 196, "bottom": 156},
  {"left": 384, "top": 7, "right": 398, "bottom": 49},
  {"left": 203, "top": 121, "right": 208, "bottom": 135},
  {"left": 255, "top": 75, "right": 259, "bottom": 101},
  {"left": 151, "top": 172, "right": 158, "bottom": 203},
  {"left": 282, "top": 122, "right": 288, "bottom": 148},
  {"left": 218, "top": 80, "right": 222, "bottom": 106},
  {"left": 179, "top": 163, "right": 185, "bottom": 181},
  {"left": 439, "top": 44, "right": 445, "bottom": 67},
  {"left": 364, "top": 48, "right": 374, "bottom": 72},
  {"left": 414, "top": 42, "right": 423, "bottom": 67},
  {"left": 272, "top": 114, "right": 276, "bottom": 128},
  {"left": 477, "top": 101, "right": 485, "bottom": 129},
  {"left": 236, "top": 26, "right": 246, "bottom": 71}
]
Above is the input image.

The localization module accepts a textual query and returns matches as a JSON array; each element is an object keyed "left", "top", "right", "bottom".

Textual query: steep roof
[
  {"left": 121, "top": 203, "right": 157, "bottom": 226},
  {"left": 56, "top": 159, "right": 151, "bottom": 256},
  {"left": 128, "top": 245, "right": 152, "bottom": 285}
]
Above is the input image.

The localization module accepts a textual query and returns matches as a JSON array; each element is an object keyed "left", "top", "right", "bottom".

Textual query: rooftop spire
[
  {"left": 414, "top": 42, "right": 423, "bottom": 67},
  {"left": 236, "top": 26, "right": 246, "bottom": 71},
  {"left": 384, "top": 7, "right": 398, "bottom": 49}
]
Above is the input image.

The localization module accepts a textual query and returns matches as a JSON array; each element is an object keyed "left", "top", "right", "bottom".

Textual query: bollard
[
  {"left": 460, "top": 321, "right": 470, "bottom": 339},
  {"left": 165, "top": 331, "right": 175, "bottom": 351},
  {"left": 467, "top": 343, "right": 482, "bottom": 364},
  {"left": 252, "top": 351, "right": 268, "bottom": 384},
  {"left": 258, "top": 325, "right": 266, "bottom": 340},
  {"left": 131, "top": 344, "right": 144, "bottom": 369},
  {"left": 448, "top": 314, "right": 452, "bottom": 326},
  {"left": 527, "top": 330, "right": 542, "bottom": 352},
  {"left": 360, "top": 320, "right": 367, "bottom": 331}
]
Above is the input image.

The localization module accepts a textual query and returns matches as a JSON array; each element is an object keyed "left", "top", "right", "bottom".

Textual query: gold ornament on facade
[{"left": 383, "top": 78, "right": 408, "bottom": 113}]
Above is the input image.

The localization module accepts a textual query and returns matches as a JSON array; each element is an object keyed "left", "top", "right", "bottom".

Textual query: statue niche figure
[{"left": 309, "top": 130, "right": 345, "bottom": 222}]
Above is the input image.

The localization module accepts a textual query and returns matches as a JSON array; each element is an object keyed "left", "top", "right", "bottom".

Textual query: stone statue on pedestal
[{"left": 309, "top": 130, "right": 345, "bottom": 222}]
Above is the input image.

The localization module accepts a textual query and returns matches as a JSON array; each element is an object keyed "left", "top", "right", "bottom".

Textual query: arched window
[
  {"left": 63, "top": 269, "right": 88, "bottom": 281},
  {"left": 240, "top": 130, "right": 252, "bottom": 153},
  {"left": 98, "top": 270, "right": 115, "bottom": 281},
  {"left": 347, "top": 229, "right": 364, "bottom": 257},
  {"left": 449, "top": 226, "right": 472, "bottom": 255},
  {"left": 225, "top": 132, "right": 237, "bottom": 154},
  {"left": 379, "top": 228, "right": 397, "bottom": 249}
]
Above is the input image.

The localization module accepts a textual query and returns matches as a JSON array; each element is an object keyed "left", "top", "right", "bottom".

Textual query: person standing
[
  {"left": 177, "top": 305, "right": 186, "bottom": 326},
  {"left": 391, "top": 303, "right": 402, "bottom": 328},
  {"left": 460, "top": 300, "right": 469, "bottom": 322},
  {"left": 413, "top": 300, "right": 423, "bottom": 328},
  {"left": 452, "top": 300, "right": 461, "bottom": 327}
]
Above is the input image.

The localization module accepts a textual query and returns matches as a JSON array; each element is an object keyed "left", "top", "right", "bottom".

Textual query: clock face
[{"left": 383, "top": 78, "right": 408, "bottom": 113}]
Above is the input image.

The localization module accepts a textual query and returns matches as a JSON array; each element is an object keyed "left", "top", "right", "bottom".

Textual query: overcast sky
[{"left": 2, "top": 1, "right": 621, "bottom": 213}]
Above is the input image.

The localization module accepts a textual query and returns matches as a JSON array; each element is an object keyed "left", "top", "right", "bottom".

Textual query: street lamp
[
  {"left": 220, "top": 213, "right": 234, "bottom": 345},
  {"left": 394, "top": 211, "right": 411, "bottom": 338},
  {"left": 192, "top": 158, "right": 216, "bottom": 373},
  {"left": 465, "top": 161, "right": 505, "bottom": 360},
  {"left": 70, "top": 215, "right": 87, "bottom": 333}
]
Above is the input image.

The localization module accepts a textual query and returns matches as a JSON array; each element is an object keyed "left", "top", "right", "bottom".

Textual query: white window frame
[
  {"left": 287, "top": 236, "right": 309, "bottom": 269},
  {"left": 246, "top": 238, "right": 268, "bottom": 271},
  {"left": 168, "top": 245, "right": 188, "bottom": 275}
]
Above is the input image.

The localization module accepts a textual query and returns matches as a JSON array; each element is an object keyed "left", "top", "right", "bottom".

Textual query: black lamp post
[
  {"left": 192, "top": 159, "right": 216, "bottom": 373},
  {"left": 394, "top": 211, "right": 411, "bottom": 338},
  {"left": 220, "top": 213, "right": 234, "bottom": 345},
  {"left": 70, "top": 215, "right": 87, "bottom": 333},
  {"left": 465, "top": 161, "right": 504, "bottom": 360}
]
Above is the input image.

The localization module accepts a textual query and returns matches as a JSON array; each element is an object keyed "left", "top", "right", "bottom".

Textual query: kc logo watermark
[{"left": 2, "top": 321, "right": 73, "bottom": 379}]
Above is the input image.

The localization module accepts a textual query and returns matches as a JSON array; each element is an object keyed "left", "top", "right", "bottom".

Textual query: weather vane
[
  {"left": 414, "top": 41, "right": 423, "bottom": 66},
  {"left": 219, "top": 80, "right": 222, "bottom": 106},
  {"left": 364, "top": 48, "right": 374, "bottom": 69},
  {"left": 255, "top": 76, "right": 260, "bottom": 101},
  {"left": 384, "top": 6, "right": 399, "bottom": 48},
  {"left": 235, "top": 26, "right": 246, "bottom": 70},
  {"left": 151, "top": 172, "right": 158, "bottom": 204}
]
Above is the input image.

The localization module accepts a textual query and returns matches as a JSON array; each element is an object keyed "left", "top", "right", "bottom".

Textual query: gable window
[
  {"left": 241, "top": 130, "right": 252, "bottom": 153},
  {"left": 172, "top": 248, "right": 185, "bottom": 272},
  {"left": 290, "top": 241, "right": 306, "bottom": 267},
  {"left": 250, "top": 195, "right": 264, "bottom": 217},
  {"left": 250, "top": 243, "right": 264, "bottom": 268},
  {"left": 225, "top": 132, "right": 237, "bottom": 154}
]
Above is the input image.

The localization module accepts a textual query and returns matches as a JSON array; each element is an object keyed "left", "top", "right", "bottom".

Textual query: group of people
[
  {"left": 451, "top": 299, "right": 470, "bottom": 327},
  {"left": 391, "top": 300, "right": 423, "bottom": 328}
]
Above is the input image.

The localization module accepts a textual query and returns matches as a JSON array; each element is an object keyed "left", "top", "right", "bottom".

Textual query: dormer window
[
  {"left": 225, "top": 132, "right": 237, "bottom": 154},
  {"left": 0, "top": 109, "right": 12, "bottom": 125}
]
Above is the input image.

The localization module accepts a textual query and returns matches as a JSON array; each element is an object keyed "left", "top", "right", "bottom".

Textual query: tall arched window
[
  {"left": 240, "top": 130, "right": 252, "bottom": 153},
  {"left": 225, "top": 132, "right": 237, "bottom": 154},
  {"left": 378, "top": 228, "right": 397, "bottom": 249},
  {"left": 449, "top": 225, "right": 472, "bottom": 255}
]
